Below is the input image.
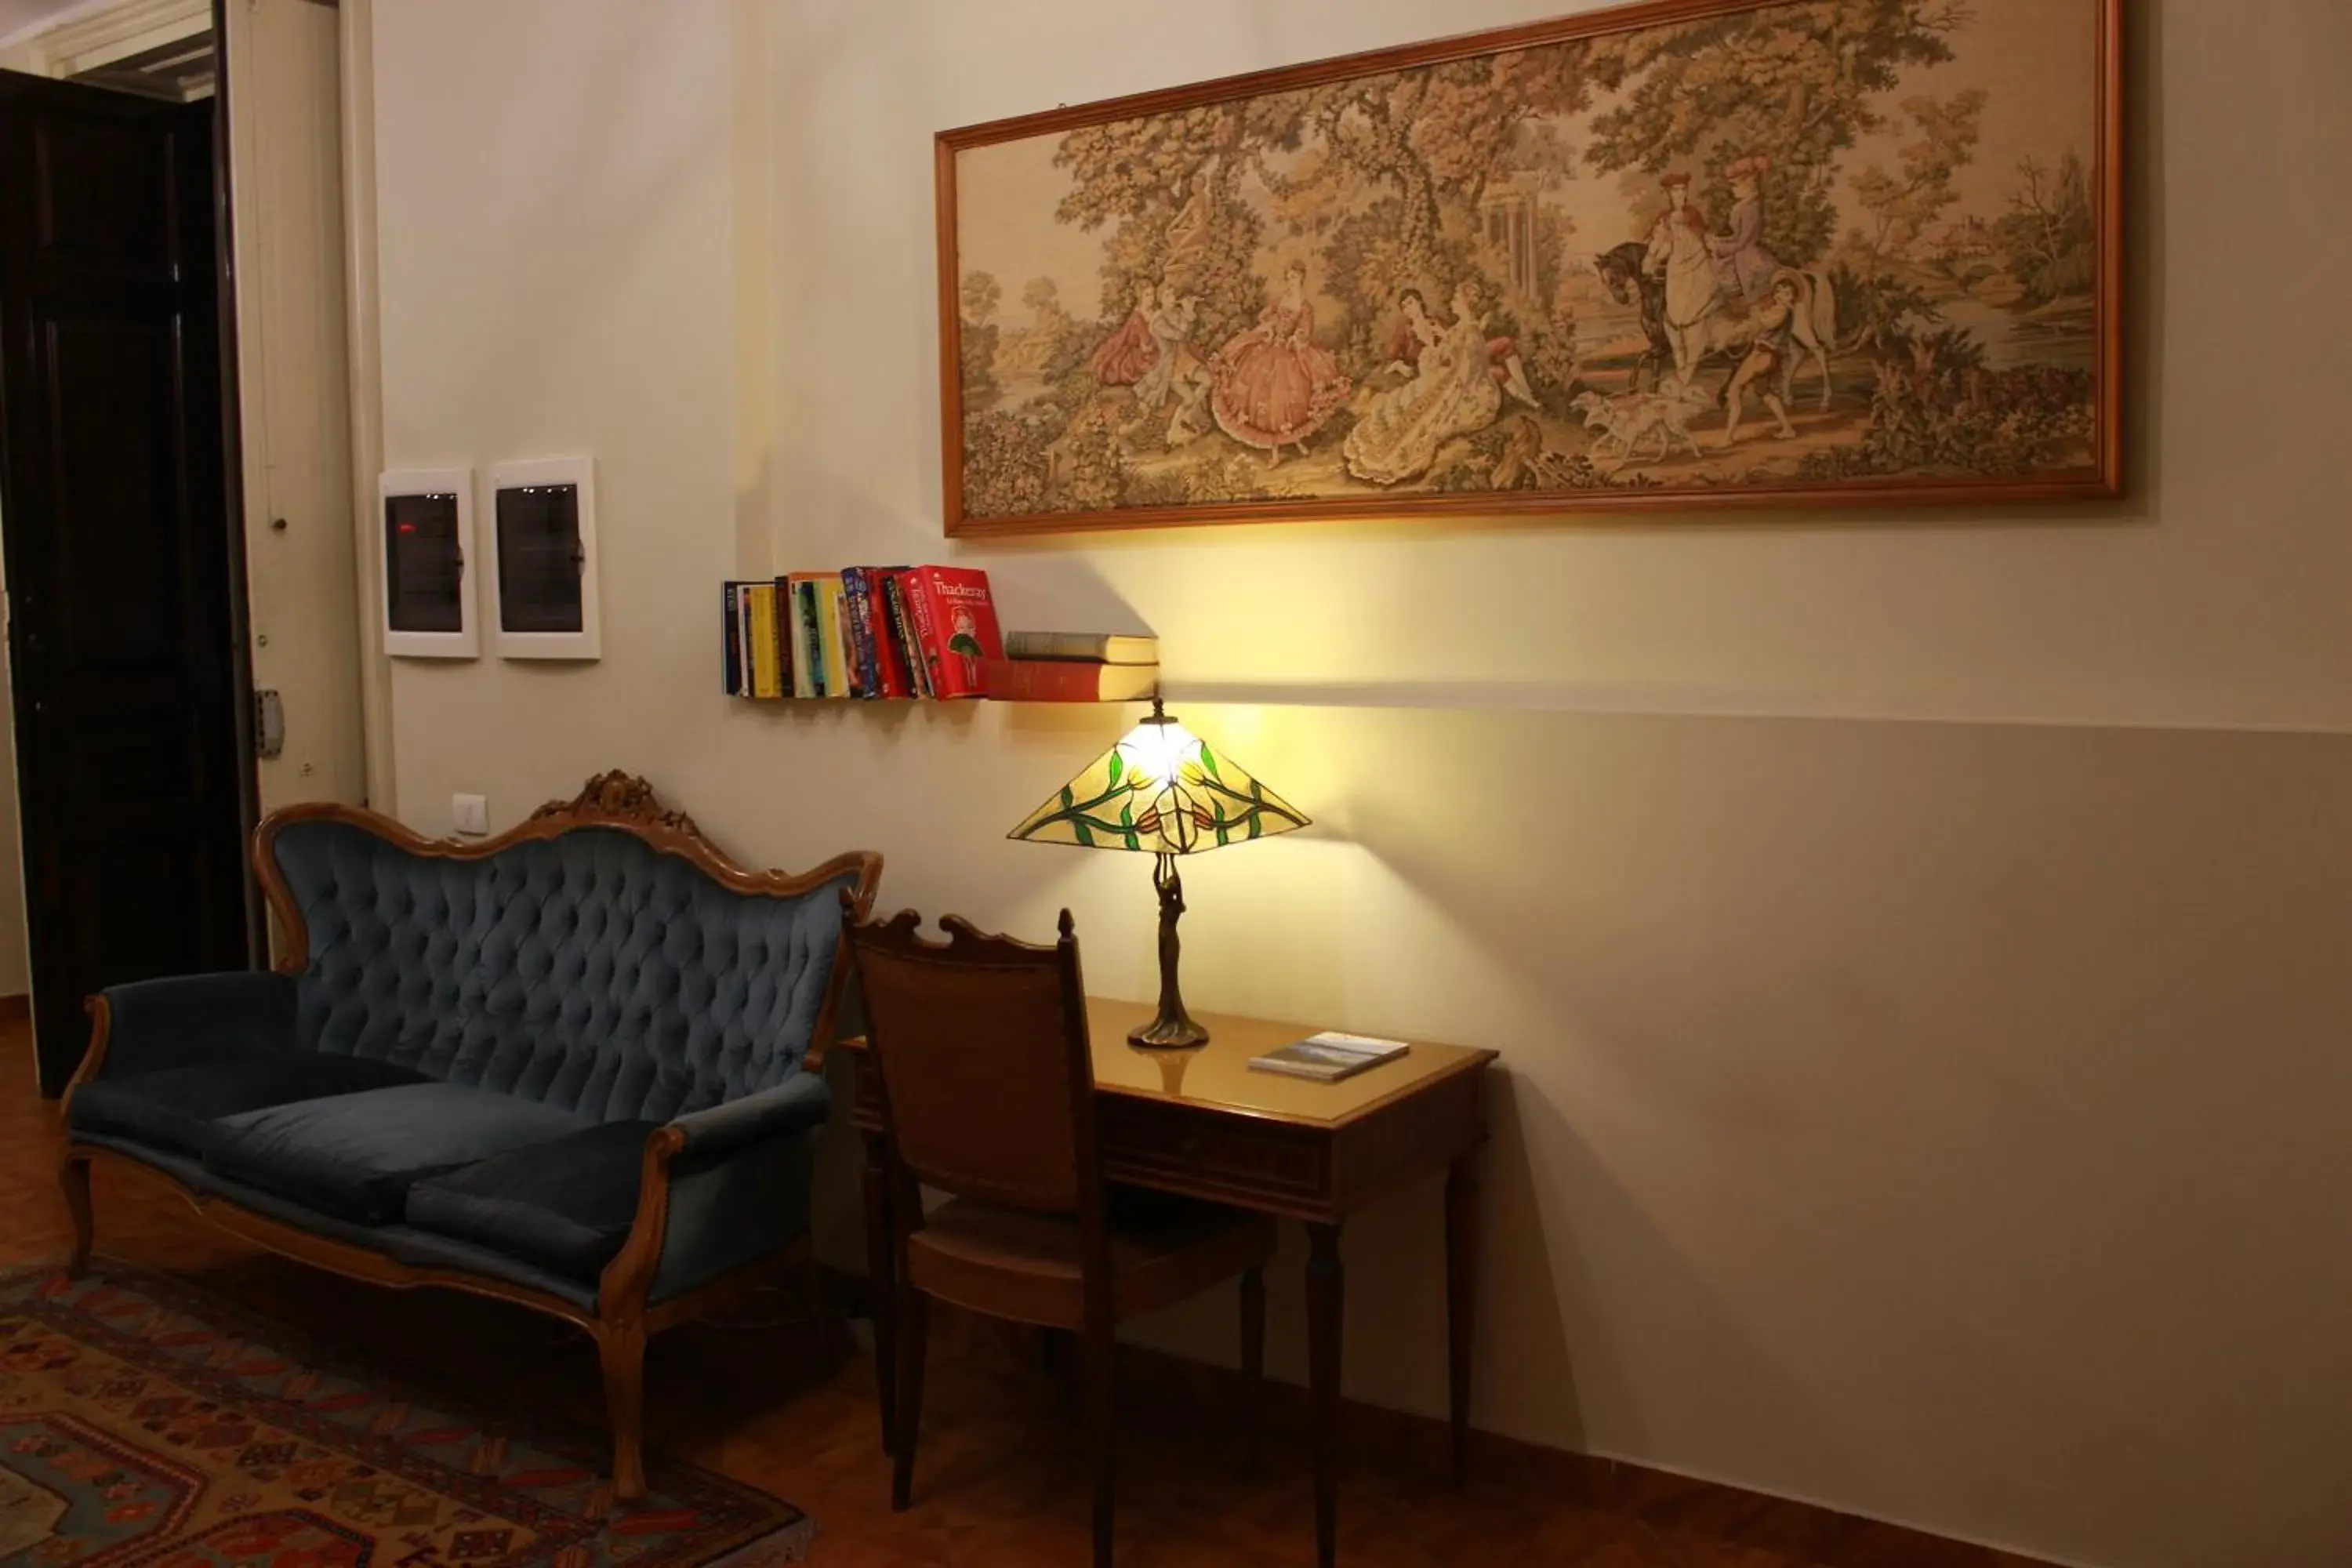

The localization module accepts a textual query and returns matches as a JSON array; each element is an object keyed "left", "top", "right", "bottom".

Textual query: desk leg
[
  {"left": 1306, "top": 1221, "right": 1344, "bottom": 1568},
  {"left": 1445, "top": 1151, "right": 1480, "bottom": 1488},
  {"left": 862, "top": 1128, "right": 896, "bottom": 1457}
]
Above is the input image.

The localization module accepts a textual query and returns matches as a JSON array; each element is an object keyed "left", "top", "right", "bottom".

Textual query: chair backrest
[{"left": 844, "top": 906, "right": 1097, "bottom": 1216}]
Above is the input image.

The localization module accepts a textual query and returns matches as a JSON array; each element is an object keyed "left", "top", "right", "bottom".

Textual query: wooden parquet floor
[{"left": 0, "top": 1020, "right": 2046, "bottom": 1568}]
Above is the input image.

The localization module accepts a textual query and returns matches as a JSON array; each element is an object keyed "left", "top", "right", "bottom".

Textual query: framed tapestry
[{"left": 935, "top": 0, "right": 2122, "bottom": 536}]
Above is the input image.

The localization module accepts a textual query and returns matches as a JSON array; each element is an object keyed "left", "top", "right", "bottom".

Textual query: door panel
[
  {"left": 40, "top": 311, "right": 196, "bottom": 673},
  {"left": 33, "top": 114, "right": 173, "bottom": 267},
  {"left": 0, "top": 72, "right": 252, "bottom": 1094}
]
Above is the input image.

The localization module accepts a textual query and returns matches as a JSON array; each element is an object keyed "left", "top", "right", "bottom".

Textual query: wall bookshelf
[
  {"left": 721, "top": 570, "right": 1156, "bottom": 705},
  {"left": 728, "top": 691, "right": 1155, "bottom": 706}
]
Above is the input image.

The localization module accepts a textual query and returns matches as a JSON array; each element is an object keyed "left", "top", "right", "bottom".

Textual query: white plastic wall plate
[
  {"left": 484, "top": 456, "right": 601, "bottom": 661},
  {"left": 377, "top": 466, "right": 477, "bottom": 659}
]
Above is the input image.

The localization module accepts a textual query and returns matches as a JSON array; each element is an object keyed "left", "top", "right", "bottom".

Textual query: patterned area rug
[{"left": 0, "top": 1262, "right": 811, "bottom": 1566}]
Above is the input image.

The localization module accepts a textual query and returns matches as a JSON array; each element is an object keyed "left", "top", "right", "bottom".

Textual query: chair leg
[
  {"left": 59, "top": 1155, "right": 93, "bottom": 1280},
  {"left": 890, "top": 1284, "right": 929, "bottom": 1512},
  {"left": 862, "top": 1132, "right": 897, "bottom": 1457},
  {"left": 1083, "top": 1319, "right": 1116, "bottom": 1568},
  {"left": 597, "top": 1321, "right": 648, "bottom": 1504},
  {"left": 1240, "top": 1265, "right": 1265, "bottom": 1468}
]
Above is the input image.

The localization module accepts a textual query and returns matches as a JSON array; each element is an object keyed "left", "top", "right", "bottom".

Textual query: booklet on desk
[{"left": 1247, "top": 1031, "right": 1411, "bottom": 1083}]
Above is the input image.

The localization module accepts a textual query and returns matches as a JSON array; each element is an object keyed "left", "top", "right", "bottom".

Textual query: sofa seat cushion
[
  {"left": 68, "top": 1053, "right": 431, "bottom": 1161},
  {"left": 206, "top": 1082, "right": 594, "bottom": 1224},
  {"left": 404, "top": 1120, "right": 662, "bottom": 1283}
]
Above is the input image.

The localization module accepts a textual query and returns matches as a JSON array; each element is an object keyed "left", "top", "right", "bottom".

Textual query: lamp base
[
  {"left": 1127, "top": 1010, "right": 1210, "bottom": 1050},
  {"left": 1134, "top": 852, "right": 1209, "bottom": 1049}
]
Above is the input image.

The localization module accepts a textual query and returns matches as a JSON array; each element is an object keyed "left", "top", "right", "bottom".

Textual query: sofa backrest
[{"left": 264, "top": 814, "right": 867, "bottom": 1123}]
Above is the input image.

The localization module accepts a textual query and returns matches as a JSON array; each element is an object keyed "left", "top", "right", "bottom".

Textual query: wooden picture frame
[{"left": 935, "top": 0, "right": 2123, "bottom": 536}]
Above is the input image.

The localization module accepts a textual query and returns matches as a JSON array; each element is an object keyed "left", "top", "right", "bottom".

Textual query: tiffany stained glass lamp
[{"left": 1008, "top": 698, "right": 1309, "bottom": 1048}]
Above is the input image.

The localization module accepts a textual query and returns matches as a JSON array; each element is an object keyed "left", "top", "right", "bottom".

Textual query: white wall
[
  {"left": 0, "top": 0, "right": 85, "bottom": 43},
  {"left": 364, "top": 4, "right": 2352, "bottom": 1565}
]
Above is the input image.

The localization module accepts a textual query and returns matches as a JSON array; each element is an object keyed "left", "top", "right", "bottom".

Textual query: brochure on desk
[{"left": 1247, "top": 1031, "right": 1411, "bottom": 1083}]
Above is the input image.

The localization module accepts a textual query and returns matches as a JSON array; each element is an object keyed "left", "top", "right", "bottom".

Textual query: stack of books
[
  {"left": 723, "top": 566, "right": 1004, "bottom": 700},
  {"left": 980, "top": 630, "right": 1160, "bottom": 702}
]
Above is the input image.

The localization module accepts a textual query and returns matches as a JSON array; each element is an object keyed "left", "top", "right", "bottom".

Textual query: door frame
[
  {"left": 336, "top": 0, "right": 397, "bottom": 817},
  {"left": 206, "top": 0, "right": 267, "bottom": 960}
]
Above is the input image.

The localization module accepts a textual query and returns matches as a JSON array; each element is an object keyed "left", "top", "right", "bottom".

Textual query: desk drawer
[{"left": 1098, "top": 1098, "right": 1329, "bottom": 1204}]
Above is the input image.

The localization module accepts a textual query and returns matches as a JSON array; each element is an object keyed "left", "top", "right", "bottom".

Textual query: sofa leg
[
  {"left": 60, "top": 1156, "right": 93, "bottom": 1279},
  {"left": 597, "top": 1320, "right": 648, "bottom": 1503}
]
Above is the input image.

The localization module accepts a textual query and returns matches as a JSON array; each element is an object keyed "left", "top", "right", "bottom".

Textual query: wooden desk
[{"left": 839, "top": 996, "right": 1500, "bottom": 1568}]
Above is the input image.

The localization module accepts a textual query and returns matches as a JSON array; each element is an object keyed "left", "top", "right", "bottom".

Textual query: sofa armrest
[
  {"left": 82, "top": 971, "right": 299, "bottom": 1087},
  {"left": 592, "top": 1076, "right": 831, "bottom": 1313},
  {"left": 664, "top": 1073, "right": 832, "bottom": 1171},
  {"left": 645, "top": 1127, "right": 819, "bottom": 1303}
]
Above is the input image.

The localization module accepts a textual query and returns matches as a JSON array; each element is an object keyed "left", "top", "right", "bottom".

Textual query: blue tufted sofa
[{"left": 58, "top": 771, "right": 882, "bottom": 1500}]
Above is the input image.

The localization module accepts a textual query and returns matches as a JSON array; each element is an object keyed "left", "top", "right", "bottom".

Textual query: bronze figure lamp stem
[
  {"left": 1134, "top": 850, "right": 1206, "bottom": 1047},
  {"left": 1007, "top": 695, "right": 1310, "bottom": 1051}
]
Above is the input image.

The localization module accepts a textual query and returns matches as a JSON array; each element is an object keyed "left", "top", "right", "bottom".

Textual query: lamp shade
[{"left": 1008, "top": 706, "right": 1308, "bottom": 855}]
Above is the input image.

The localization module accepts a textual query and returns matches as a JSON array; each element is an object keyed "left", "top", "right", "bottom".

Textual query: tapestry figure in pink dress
[
  {"left": 1207, "top": 261, "right": 1352, "bottom": 466},
  {"left": 1088, "top": 296, "right": 1160, "bottom": 387}
]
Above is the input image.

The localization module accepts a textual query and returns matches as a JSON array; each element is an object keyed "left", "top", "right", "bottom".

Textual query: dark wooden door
[{"left": 0, "top": 74, "right": 253, "bottom": 1094}]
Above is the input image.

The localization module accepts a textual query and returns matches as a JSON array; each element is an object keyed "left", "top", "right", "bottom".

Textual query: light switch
[{"left": 452, "top": 793, "right": 489, "bottom": 836}]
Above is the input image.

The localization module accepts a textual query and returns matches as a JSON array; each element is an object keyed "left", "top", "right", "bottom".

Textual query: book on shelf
[
  {"left": 722, "top": 579, "right": 787, "bottom": 698},
  {"left": 884, "top": 571, "right": 931, "bottom": 699},
  {"left": 1246, "top": 1032, "right": 1412, "bottom": 1083},
  {"left": 839, "top": 567, "right": 878, "bottom": 697},
  {"left": 814, "top": 575, "right": 851, "bottom": 699},
  {"left": 902, "top": 565, "right": 1003, "bottom": 699},
  {"left": 783, "top": 574, "right": 821, "bottom": 698},
  {"left": 747, "top": 582, "right": 782, "bottom": 699},
  {"left": 722, "top": 582, "right": 742, "bottom": 695},
  {"left": 869, "top": 566, "right": 914, "bottom": 697},
  {"left": 1003, "top": 630, "right": 1159, "bottom": 666},
  {"left": 978, "top": 658, "right": 1160, "bottom": 703},
  {"left": 768, "top": 583, "right": 791, "bottom": 699},
  {"left": 851, "top": 580, "right": 880, "bottom": 695},
  {"left": 742, "top": 582, "right": 762, "bottom": 697}
]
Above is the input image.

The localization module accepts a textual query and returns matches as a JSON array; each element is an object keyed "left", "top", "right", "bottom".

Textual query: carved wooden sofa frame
[{"left": 57, "top": 771, "right": 883, "bottom": 1501}]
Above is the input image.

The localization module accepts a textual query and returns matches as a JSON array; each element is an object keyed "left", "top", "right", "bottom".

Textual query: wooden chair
[{"left": 845, "top": 906, "right": 1276, "bottom": 1566}]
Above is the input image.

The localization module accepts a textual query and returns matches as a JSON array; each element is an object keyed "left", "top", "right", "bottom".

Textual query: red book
[
  {"left": 865, "top": 568, "right": 912, "bottom": 698},
  {"left": 980, "top": 658, "right": 1160, "bottom": 703},
  {"left": 905, "top": 566, "right": 1002, "bottom": 699}
]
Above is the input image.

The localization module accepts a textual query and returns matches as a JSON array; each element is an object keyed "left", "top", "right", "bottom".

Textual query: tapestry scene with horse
[{"left": 940, "top": 0, "right": 2118, "bottom": 532}]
